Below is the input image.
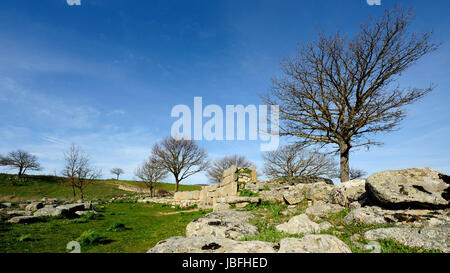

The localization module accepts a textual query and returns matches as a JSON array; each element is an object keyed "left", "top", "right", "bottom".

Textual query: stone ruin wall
[{"left": 173, "top": 166, "right": 258, "bottom": 208}]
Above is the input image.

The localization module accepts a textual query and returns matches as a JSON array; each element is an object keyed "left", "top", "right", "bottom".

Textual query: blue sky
[{"left": 0, "top": 0, "right": 449, "bottom": 185}]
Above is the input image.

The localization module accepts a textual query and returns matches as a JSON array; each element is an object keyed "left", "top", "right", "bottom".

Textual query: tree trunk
[
  {"left": 116, "top": 174, "right": 119, "bottom": 180},
  {"left": 175, "top": 178, "right": 180, "bottom": 192},
  {"left": 339, "top": 142, "right": 350, "bottom": 183},
  {"left": 79, "top": 188, "right": 84, "bottom": 202},
  {"left": 71, "top": 180, "right": 76, "bottom": 201}
]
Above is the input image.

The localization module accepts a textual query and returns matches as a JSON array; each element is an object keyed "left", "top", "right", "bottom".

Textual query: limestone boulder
[
  {"left": 8, "top": 216, "right": 41, "bottom": 224},
  {"left": 276, "top": 214, "right": 330, "bottom": 234},
  {"left": 7, "top": 210, "right": 32, "bottom": 217},
  {"left": 148, "top": 236, "right": 277, "bottom": 253},
  {"left": 283, "top": 184, "right": 306, "bottom": 205},
  {"left": 34, "top": 207, "right": 66, "bottom": 217},
  {"left": 25, "top": 202, "right": 44, "bottom": 211},
  {"left": 278, "top": 235, "right": 351, "bottom": 253},
  {"left": 364, "top": 225, "right": 450, "bottom": 253},
  {"left": 304, "top": 182, "right": 334, "bottom": 202},
  {"left": 344, "top": 206, "right": 450, "bottom": 227},
  {"left": 366, "top": 167, "right": 450, "bottom": 209},
  {"left": 305, "top": 201, "right": 345, "bottom": 219},
  {"left": 186, "top": 211, "right": 259, "bottom": 240},
  {"left": 329, "top": 179, "right": 367, "bottom": 207}
]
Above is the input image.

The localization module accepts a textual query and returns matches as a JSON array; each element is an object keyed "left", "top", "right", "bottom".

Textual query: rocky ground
[{"left": 148, "top": 167, "right": 450, "bottom": 253}]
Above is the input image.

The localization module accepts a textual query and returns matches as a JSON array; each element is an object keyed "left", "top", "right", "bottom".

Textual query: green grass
[
  {"left": 0, "top": 202, "right": 209, "bottom": 253},
  {"left": 0, "top": 173, "right": 201, "bottom": 202},
  {"left": 239, "top": 189, "right": 259, "bottom": 197}
]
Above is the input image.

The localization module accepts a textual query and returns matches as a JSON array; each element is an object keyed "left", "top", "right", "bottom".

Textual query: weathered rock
[
  {"left": 56, "top": 204, "right": 85, "bottom": 214},
  {"left": 75, "top": 210, "right": 97, "bottom": 216},
  {"left": 344, "top": 207, "right": 388, "bottom": 225},
  {"left": 0, "top": 202, "right": 12, "bottom": 208},
  {"left": 364, "top": 225, "right": 450, "bottom": 253},
  {"left": 305, "top": 182, "right": 334, "bottom": 202},
  {"left": 25, "top": 202, "right": 44, "bottom": 211},
  {"left": 276, "top": 214, "right": 327, "bottom": 234},
  {"left": 283, "top": 184, "right": 306, "bottom": 205},
  {"left": 318, "top": 221, "right": 333, "bottom": 231},
  {"left": 215, "top": 196, "right": 260, "bottom": 205},
  {"left": 344, "top": 206, "right": 450, "bottom": 226},
  {"left": 34, "top": 207, "right": 65, "bottom": 217},
  {"left": 213, "top": 203, "right": 230, "bottom": 212},
  {"left": 8, "top": 216, "right": 41, "bottom": 224},
  {"left": 329, "top": 179, "right": 367, "bottom": 207},
  {"left": 305, "top": 201, "right": 345, "bottom": 219},
  {"left": 278, "top": 235, "right": 351, "bottom": 253},
  {"left": 186, "top": 211, "right": 259, "bottom": 240},
  {"left": 366, "top": 167, "right": 450, "bottom": 209},
  {"left": 259, "top": 188, "right": 285, "bottom": 203},
  {"left": 7, "top": 210, "right": 32, "bottom": 217},
  {"left": 148, "top": 236, "right": 277, "bottom": 253}
]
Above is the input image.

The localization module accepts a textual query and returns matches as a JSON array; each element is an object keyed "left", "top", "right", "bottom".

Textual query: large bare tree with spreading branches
[
  {"left": 152, "top": 137, "right": 208, "bottom": 192},
  {"left": 62, "top": 144, "right": 102, "bottom": 201},
  {"left": 207, "top": 155, "right": 254, "bottom": 183},
  {"left": 1, "top": 150, "right": 42, "bottom": 178},
  {"left": 135, "top": 157, "right": 168, "bottom": 197},
  {"left": 262, "top": 145, "right": 337, "bottom": 180},
  {"left": 262, "top": 7, "right": 439, "bottom": 182}
]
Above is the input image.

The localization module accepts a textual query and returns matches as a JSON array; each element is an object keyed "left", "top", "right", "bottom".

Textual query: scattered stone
[
  {"left": 364, "top": 241, "right": 381, "bottom": 253},
  {"left": 148, "top": 236, "right": 277, "bottom": 253},
  {"left": 34, "top": 207, "right": 65, "bottom": 217},
  {"left": 304, "top": 182, "right": 334, "bottom": 202},
  {"left": 329, "top": 179, "right": 367, "bottom": 207},
  {"left": 25, "top": 202, "right": 44, "bottom": 211},
  {"left": 186, "top": 211, "right": 259, "bottom": 240},
  {"left": 364, "top": 225, "right": 450, "bottom": 253},
  {"left": 7, "top": 216, "right": 41, "bottom": 224},
  {"left": 344, "top": 206, "right": 450, "bottom": 226},
  {"left": 344, "top": 207, "right": 388, "bottom": 225},
  {"left": 366, "top": 167, "right": 450, "bottom": 209},
  {"left": 75, "top": 210, "right": 97, "bottom": 216},
  {"left": 276, "top": 214, "right": 322, "bottom": 234},
  {"left": 56, "top": 204, "right": 85, "bottom": 214},
  {"left": 350, "top": 233, "right": 361, "bottom": 242},
  {"left": 278, "top": 235, "right": 351, "bottom": 253},
  {"left": 283, "top": 184, "right": 306, "bottom": 205},
  {"left": 213, "top": 203, "right": 230, "bottom": 212},
  {"left": 0, "top": 202, "right": 12, "bottom": 208},
  {"left": 305, "top": 201, "right": 344, "bottom": 219},
  {"left": 7, "top": 210, "right": 32, "bottom": 217},
  {"left": 318, "top": 221, "right": 333, "bottom": 231}
]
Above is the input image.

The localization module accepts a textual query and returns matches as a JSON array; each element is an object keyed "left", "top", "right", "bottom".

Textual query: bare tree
[
  {"left": 262, "top": 7, "right": 439, "bottom": 182},
  {"left": 110, "top": 168, "right": 125, "bottom": 180},
  {"left": 135, "top": 157, "right": 168, "bottom": 197},
  {"left": 1, "top": 150, "right": 42, "bottom": 177},
  {"left": 262, "top": 145, "right": 337, "bottom": 180},
  {"left": 152, "top": 137, "right": 208, "bottom": 192},
  {"left": 207, "top": 155, "right": 254, "bottom": 183},
  {"left": 349, "top": 168, "right": 367, "bottom": 180},
  {"left": 62, "top": 144, "right": 101, "bottom": 201}
]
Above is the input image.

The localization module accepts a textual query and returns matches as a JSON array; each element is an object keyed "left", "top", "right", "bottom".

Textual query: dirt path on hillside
[{"left": 158, "top": 208, "right": 200, "bottom": 215}]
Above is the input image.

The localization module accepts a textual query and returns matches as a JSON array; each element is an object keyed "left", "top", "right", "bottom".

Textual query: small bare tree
[
  {"left": 349, "top": 168, "right": 367, "bottom": 180},
  {"left": 1, "top": 150, "right": 42, "bottom": 177},
  {"left": 110, "top": 168, "right": 125, "bottom": 180},
  {"left": 135, "top": 157, "right": 168, "bottom": 197},
  {"left": 152, "top": 137, "right": 208, "bottom": 192},
  {"left": 207, "top": 155, "right": 254, "bottom": 183},
  {"left": 262, "top": 145, "right": 337, "bottom": 180},
  {"left": 262, "top": 7, "right": 439, "bottom": 182},
  {"left": 62, "top": 144, "right": 101, "bottom": 201}
]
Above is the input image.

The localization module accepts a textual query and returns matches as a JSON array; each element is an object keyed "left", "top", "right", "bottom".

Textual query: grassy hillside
[
  {"left": 0, "top": 173, "right": 201, "bottom": 202},
  {"left": 0, "top": 202, "right": 209, "bottom": 253}
]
